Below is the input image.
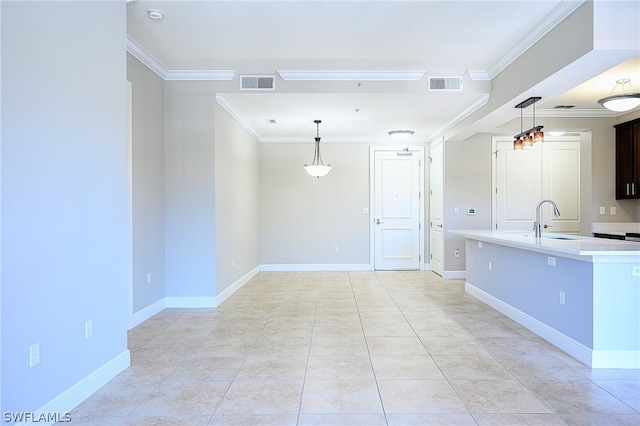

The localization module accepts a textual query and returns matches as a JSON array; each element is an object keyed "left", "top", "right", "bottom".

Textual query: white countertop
[{"left": 450, "top": 229, "right": 640, "bottom": 258}]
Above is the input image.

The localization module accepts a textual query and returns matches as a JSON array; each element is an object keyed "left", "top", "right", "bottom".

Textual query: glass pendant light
[
  {"left": 513, "top": 97, "right": 544, "bottom": 150},
  {"left": 304, "top": 120, "right": 331, "bottom": 178},
  {"left": 598, "top": 78, "right": 640, "bottom": 112}
]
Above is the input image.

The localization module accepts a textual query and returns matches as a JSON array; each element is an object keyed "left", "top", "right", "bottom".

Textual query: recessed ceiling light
[
  {"left": 147, "top": 9, "right": 164, "bottom": 20},
  {"left": 267, "top": 119, "right": 277, "bottom": 124}
]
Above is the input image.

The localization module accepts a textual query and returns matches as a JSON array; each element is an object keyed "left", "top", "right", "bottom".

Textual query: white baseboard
[
  {"left": 467, "top": 282, "right": 640, "bottom": 369},
  {"left": 162, "top": 266, "right": 260, "bottom": 309},
  {"left": 260, "top": 264, "right": 371, "bottom": 272},
  {"left": 592, "top": 350, "right": 640, "bottom": 369},
  {"left": 29, "top": 350, "right": 130, "bottom": 425},
  {"left": 165, "top": 296, "right": 217, "bottom": 308},
  {"left": 131, "top": 298, "right": 165, "bottom": 329},
  {"left": 465, "top": 282, "right": 593, "bottom": 367},
  {"left": 443, "top": 270, "right": 466, "bottom": 279},
  {"left": 216, "top": 266, "right": 260, "bottom": 306}
]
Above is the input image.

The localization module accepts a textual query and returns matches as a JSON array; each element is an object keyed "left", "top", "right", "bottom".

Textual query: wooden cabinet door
[
  {"left": 615, "top": 123, "right": 635, "bottom": 199},
  {"left": 615, "top": 119, "right": 640, "bottom": 199}
]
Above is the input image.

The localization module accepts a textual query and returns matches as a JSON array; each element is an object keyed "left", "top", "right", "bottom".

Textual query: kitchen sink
[{"left": 542, "top": 235, "right": 578, "bottom": 240}]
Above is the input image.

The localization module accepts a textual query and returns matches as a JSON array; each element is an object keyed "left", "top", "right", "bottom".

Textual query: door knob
[
  {"left": 543, "top": 224, "right": 553, "bottom": 229},
  {"left": 375, "top": 219, "right": 384, "bottom": 225}
]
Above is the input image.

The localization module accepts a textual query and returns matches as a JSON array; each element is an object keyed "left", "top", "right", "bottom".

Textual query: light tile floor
[{"left": 66, "top": 271, "right": 640, "bottom": 425}]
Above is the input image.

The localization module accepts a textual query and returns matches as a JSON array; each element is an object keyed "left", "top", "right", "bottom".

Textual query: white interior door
[
  {"left": 372, "top": 148, "right": 423, "bottom": 270},
  {"left": 493, "top": 136, "right": 580, "bottom": 234},
  {"left": 429, "top": 140, "right": 444, "bottom": 276},
  {"left": 495, "top": 141, "right": 542, "bottom": 230},
  {"left": 542, "top": 141, "right": 581, "bottom": 234}
]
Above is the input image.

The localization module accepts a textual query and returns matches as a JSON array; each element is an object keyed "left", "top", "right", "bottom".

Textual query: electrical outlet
[
  {"left": 478, "top": 242, "right": 483, "bottom": 248},
  {"left": 599, "top": 206, "right": 605, "bottom": 214},
  {"left": 632, "top": 266, "right": 640, "bottom": 277},
  {"left": 559, "top": 291, "right": 566, "bottom": 305},
  {"left": 548, "top": 256, "right": 556, "bottom": 266},
  {"left": 454, "top": 249, "right": 460, "bottom": 257},
  {"left": 610, "top": 206, "right": 616, "bottom": 215},
  {"left": 333, "top": 245, "right": 338, "bottom": 252},
  {"left": 488, "top": 262, "right": 492, "bottom": 272},
  {"left": 85, "top": 319, "right": 93, "bottom": 339},
  {"left": 362, "top": 208, "right": 369, "bottom": 214},
  {"left": 29, "top": 343, "right": 40, "bottom": 368},
  {"left": 146, "top": 273, "right": 152, "bottom": 284},
  {"left": 232, "top": 258, "right": 235, "bottom": 267}
]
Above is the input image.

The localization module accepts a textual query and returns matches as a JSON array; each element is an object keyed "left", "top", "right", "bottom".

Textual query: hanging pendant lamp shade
[
  {"left": 304, "top": 120, "right": 331, "bottom": 178},
  {"left": 513, "top": 97, "right": 544, "bottom": 150},
  {"left": 598, "top": 79, "right": 640, "bottom": 112}
]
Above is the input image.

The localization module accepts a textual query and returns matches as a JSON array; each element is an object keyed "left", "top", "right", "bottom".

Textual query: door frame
[
  {"left": 429, "top": 139, "right": 444, "bottom": 276},
  {"left": 369, "top": 146, "right": 425, "bottom": 271}
]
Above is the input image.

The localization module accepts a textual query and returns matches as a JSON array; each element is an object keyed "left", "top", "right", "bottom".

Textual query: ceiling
[{"left": 126, "top": 0, "right": 640, "bottom": 143}]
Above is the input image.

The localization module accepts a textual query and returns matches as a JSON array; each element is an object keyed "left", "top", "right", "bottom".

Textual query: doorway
[
  {"left": 429, "top": 140, "right": 444, "bottom": 276},
  {"left": 370, "top": 147, "right": 424, "bottom": 270}
]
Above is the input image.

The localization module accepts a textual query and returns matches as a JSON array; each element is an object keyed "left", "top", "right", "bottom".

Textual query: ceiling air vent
[
  {"left": 554, "top": 105, "right": 575, "bottom": 109},
  {"left": 240, "top": 75, "right": 275, "bottom": 91},
  {"left": 428, "top": 76, "right": 463, "bottom": 91}
]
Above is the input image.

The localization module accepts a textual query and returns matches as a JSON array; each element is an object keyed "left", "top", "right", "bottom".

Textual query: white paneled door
[
  {"left": 494, "top": 136, "right": 580, "bottom": 234},
  {"left": 372, "top": 148, "right": 423, "bottom": 270},
  {"left": 429, "top": 140, "right": 444, "bottom": 276}
]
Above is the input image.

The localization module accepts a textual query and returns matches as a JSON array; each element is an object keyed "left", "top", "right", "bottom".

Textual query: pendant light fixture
[
  {"left": 304, "top": 120, "right": 332, "bottom": 178},
  {"left": 388, "top": 130, "right": 415, "bottom": 142},
  {"left": 598, "top": 78, "right": 640, "bottom": 112},
  {"left": 513, "top": 96, "right": 544, "bottom": 150}
]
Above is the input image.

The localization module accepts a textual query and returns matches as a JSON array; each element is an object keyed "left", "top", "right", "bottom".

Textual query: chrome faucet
[{"left": 534, "top": 199, "right": 560, "bottom": 238}]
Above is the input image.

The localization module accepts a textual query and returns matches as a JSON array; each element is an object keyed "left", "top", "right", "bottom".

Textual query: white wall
[
  {"left": 444, "top": 134, "right": 493, "bottom": 273},
  {"left": 127, "top": 54, "right": 166, "bottom": 313},
  {"left": 214, "top": 105, "right": 260, "bottom": 292},
  {"left": 259, "top": 142, "right": 373, "bottom": 267},
  {"left": 2, "top": 1, "right": 129, "bottom": 412},
  {"left": 164, "top": 81, "right": 217, "bottom": 300}
]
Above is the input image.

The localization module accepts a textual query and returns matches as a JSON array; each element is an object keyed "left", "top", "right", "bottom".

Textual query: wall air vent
[
  {"left": 241, "top": 75, "right": 275, "bottom": 91},
  {"left": 428, "top": 76, "right": 463, "bottom": 91},
  {"left": 554, "top": 105, "right": 575, "bottom": 109}
]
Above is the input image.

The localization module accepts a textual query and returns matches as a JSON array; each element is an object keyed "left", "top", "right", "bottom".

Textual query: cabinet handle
[
  {"left": 633, "top": 183, "right": 636, "bottom": 195},
  {"left": 627, "top": 183, "right": 630, "bottom": 195}
]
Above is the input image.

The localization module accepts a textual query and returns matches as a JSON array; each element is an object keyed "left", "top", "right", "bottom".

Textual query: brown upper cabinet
[{"left": 614, "top": 118, "right": 640, "bottom": 199}]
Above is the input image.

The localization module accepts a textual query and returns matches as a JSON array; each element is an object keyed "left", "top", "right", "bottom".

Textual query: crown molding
[
  {"left": 486, "top": 0, "right": 586, "bottom": 79},
  {"left": 127, "top": 36, "right": 236, "bottom": 81},
  {"left": 126, "top": 36, "right": 168, "bottom": 79},
  {"left": 215, "top": 94, "right": 262, "bottom": 142},
  {"left": 277, "top": 70, "right": 426, "bottom": 81},
  {"left": 467, "top": 70, "right": 491, "bottom": 81},
  {"left": 165, "top": 70, "right": 236, "bottom": 81},
  {"left": 259, "top": 136, "right": 430, "bottom": 144},
  {"left": 535, "top": 108, "right": 619, "bottom": 118},
  {"left": 428, "top": 94, "right": 491, "bottom": 142}
]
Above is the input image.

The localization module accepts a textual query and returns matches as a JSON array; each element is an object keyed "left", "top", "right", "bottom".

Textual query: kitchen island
[{"left": 451, "top": 230, "right": 640, "bottom": 369}]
